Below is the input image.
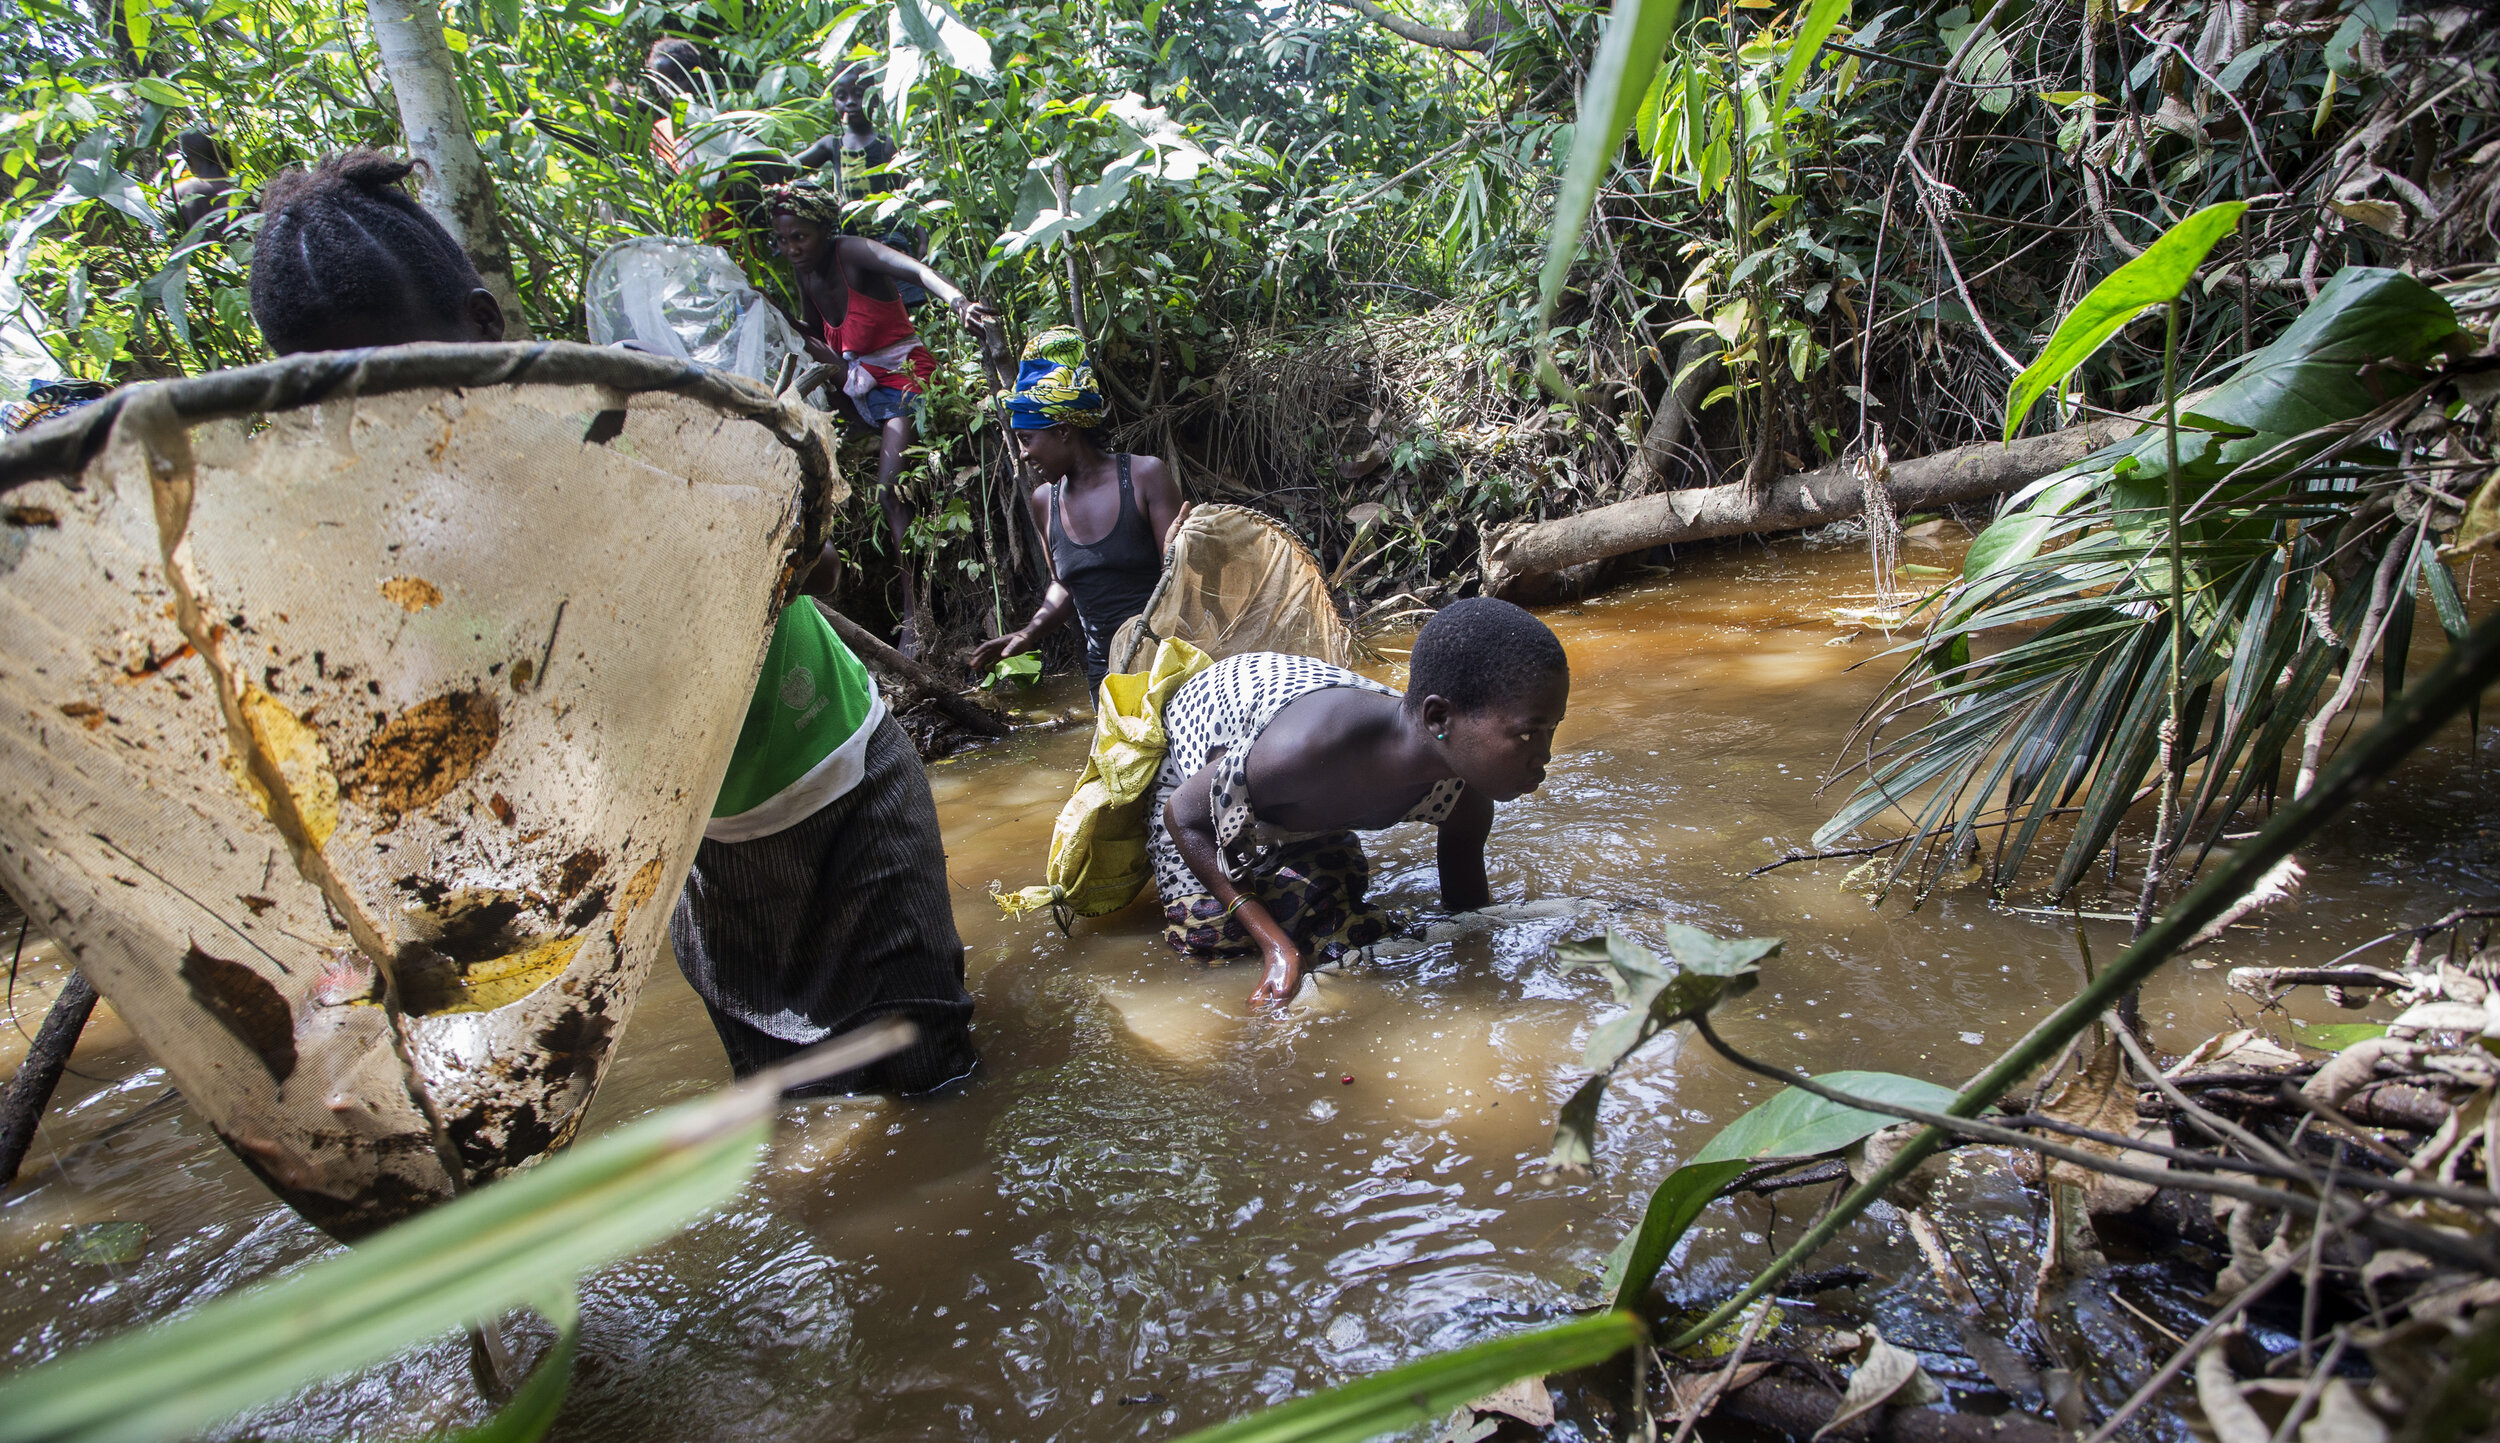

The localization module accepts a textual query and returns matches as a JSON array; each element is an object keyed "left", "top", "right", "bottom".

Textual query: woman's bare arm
[
  {"left": 837, "top": 236, "right": 997, "bottom": 330},
  {"left": 970, "top": 489, "right": 1075, "bottom": 674},
  {"left": 1436, "top": 786, "right": 1494, "bottom": 912},
  {"left": 1131, "top": 454, "right": 1187, "bottom": 551},
  {"left": 1164, "top": 759, "right": 1307, "bottom": 1008}
]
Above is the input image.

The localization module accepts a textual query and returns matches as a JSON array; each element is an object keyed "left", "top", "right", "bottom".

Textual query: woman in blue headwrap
[{"left": 970, "top": 329, "right": 1185, "bottom": 690}]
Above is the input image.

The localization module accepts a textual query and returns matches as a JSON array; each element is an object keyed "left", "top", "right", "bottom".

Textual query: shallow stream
[{"left": 4, "top": 537, "right": 2493, "bottom": 1439}]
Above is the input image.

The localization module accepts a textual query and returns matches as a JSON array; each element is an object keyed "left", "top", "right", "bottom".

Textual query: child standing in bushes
[{"left": 766, "top": 179, "right": 995, "bottom": 660}]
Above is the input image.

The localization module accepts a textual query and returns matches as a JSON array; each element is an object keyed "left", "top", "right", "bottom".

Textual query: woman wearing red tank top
[{"left": 767, "top": 181, "right": 995, "bottom": 658}]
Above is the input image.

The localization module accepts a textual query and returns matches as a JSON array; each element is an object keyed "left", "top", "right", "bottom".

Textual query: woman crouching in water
[{"left": 1145, "top": 599, "right": 1570, "bottom": 1008}]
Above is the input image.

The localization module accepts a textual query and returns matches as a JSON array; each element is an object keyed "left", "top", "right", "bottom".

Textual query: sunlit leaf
[
  {"left": 2002, "top": 202, "right": 2247, "bottom": 441},
  {"left": 1771, "top": 0, "right": 1852, "bottom": 119},
  {"left": 1689, "top": 1071, "right": 1956, "bottom": 1164},
  {"left": 0, "top": 1030, "right": 846, "bottom": 1443}
]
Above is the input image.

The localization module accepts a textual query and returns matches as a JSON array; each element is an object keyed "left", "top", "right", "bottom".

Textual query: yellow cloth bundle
[{"left": 996, "top": 636, "right": 1215, "bottom": 921}]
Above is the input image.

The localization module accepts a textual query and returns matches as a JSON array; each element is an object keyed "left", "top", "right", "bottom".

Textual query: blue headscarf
[{"left": 1005, "top": 327, "right": 1105, "bottom": 430}]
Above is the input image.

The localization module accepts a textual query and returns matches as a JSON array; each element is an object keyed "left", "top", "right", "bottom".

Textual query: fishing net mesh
[
  {"left": 1103, "top": 503, "right": 1355, "bottom": 677},
  {"left": 0, "top": 345, "right": 839, "bottom": 1236}
]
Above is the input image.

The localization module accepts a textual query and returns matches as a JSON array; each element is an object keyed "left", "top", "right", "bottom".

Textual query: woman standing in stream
[{"left": 969, "top": 329, "right": 1186, "bottom": 691}]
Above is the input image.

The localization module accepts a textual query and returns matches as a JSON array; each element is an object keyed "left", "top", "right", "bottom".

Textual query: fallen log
[
  {"left": 1481, "top": 416, "right": 2138, "bottom": 601},
  {"left": 1, "top": 969, "right": 97, "bottom": 1186},
  {"left": 812, "top": 600, "right": 1012, "bottom": 739}
]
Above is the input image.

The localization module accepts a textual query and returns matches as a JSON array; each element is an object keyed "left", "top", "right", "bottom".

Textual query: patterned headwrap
[
  {"left": 764, "top": 179, "right": 844, "bottom": 232},
  {"left": 2, "top": 378, "right": 109, "bottom": 436},
  {"left": 1006, "top": 327, "right": 1105, "bottom": 430}
]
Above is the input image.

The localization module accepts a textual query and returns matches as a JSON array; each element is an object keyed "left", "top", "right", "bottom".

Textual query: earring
[{"left": 1436, "top": 732, "right": 1447, "bottom": 741}]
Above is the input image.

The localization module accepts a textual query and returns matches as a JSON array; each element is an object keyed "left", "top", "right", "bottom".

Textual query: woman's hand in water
[
  {"left": 1249, "top": 938, "right": 1305, "bottom": 1010},
  {"left": 968, "top": 630, "right": 1029, "bottom": 678}
]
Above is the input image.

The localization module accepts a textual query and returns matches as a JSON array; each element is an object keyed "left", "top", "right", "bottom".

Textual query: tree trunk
[
  {"left": 1619, "top": 333, "right": 1725, "bottom": 495},
  {"left": 0, "top": 970, "right": 97, "bottom": 1186},
  {"left": 365, "top": 0, "right": 534, "bottom": 338},
  {"left": 1482, "top": 416, "right": 2137, "bottom": 601}
]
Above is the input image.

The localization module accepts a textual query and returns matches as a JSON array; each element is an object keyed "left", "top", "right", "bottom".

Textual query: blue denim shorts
[{"left": 853, "top": 381, "right": 916, "bottom": 425}]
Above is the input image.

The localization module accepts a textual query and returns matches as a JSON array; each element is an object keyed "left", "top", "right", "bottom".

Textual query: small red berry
[{"left": 1341, "top": 1074, "right": 1355, "bottom": 1085}]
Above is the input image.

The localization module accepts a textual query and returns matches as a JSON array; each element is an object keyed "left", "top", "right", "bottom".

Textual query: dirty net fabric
[
  {"left": 0, "top": 357, "right": 834, "bottom": 1237},
  {"left": 585, "top": 236, "right": 813, "bottom": 391},
  {"left": 1103, "top": 503, "right": 1354, "bottom": 676}
]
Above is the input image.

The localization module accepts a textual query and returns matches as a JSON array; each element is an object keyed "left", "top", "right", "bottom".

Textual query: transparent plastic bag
[{"left": 585, "top": 236, "right": 813, "bottom": 393}]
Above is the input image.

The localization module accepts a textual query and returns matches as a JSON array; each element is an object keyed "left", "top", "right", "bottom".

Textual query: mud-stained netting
[
  {"left": 1103, "top": 503, "right": 1354, "bottom": 676},
  {"left": 0, "top": 344, "right": 843, "bottom": 1237}
]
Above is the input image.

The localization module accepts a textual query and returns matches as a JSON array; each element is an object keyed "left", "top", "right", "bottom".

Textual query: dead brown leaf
[{"left": 2040, "top": 1041, "right": 2163, "bottom": 1213}]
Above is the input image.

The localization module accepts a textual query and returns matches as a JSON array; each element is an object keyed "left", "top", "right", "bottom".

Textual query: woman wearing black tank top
[
  {"left": 973, "top": 329, "right": 1185, "bottom": 689},
  {"left": 971, "top": 428, "right": 1185, "bottom": 687}
]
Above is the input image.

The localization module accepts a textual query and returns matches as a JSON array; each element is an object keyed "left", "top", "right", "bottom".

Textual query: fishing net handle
[{"left": 0, "top": 342, "right": 842, "bottom": 572}]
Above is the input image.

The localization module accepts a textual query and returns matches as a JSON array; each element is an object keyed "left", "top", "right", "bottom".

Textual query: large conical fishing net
[
  {"left": 1102, "top": 503, "right": 1354, "bottom": 676},
  {"left": 0, "top": 344, "right": 841, "bottom": 1237}
]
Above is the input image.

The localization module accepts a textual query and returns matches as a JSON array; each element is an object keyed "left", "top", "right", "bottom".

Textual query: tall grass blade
[
  {"left": 1171, "top": 1312, "right": 1645, "bottom": 1443},
  {"left": 0, "top": 1020, "right": 915, "bottom": 1443},
  {"left": 1536, "top": 0, "right": 1689, "bottom": 396}
]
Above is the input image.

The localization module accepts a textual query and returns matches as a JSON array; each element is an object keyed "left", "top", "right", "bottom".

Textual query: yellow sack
[{"left": 996, "top": 636, "right": 1215, "bottom": 921}]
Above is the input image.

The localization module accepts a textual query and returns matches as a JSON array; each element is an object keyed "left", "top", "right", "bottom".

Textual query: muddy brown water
[{"left": 3, "top": 537, "right": 2493, "bottom": 1439}]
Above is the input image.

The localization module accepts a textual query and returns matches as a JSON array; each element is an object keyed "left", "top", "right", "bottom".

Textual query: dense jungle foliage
[{"left": 2, "top": 0, "right": 2495, "bottom": 895}]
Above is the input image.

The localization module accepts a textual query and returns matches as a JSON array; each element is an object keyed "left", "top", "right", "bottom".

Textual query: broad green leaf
[
  {"left": 1548, "top": 1072, "right": 1609, "bottom": 1171},
  {"left": 1959, "top": 473, "right": 2100, "bottom": 583},
  {"left": 1552, "top": 928, "right": 1771, "bottom": 1165},
  {"left": 1771, "top": 0, "right": 1852, "bottom": 119},
  {"left": 1171, "top": 1312, "right": 1645, "bottom": 1443},
  {"left": 2002, "top": 202, "right": 2247, "bottom": 441},
  {"left": 2180, "top": 267, "right": 2460, "bottom": 437},
  {"left": 812, "top": 3, "right": 871, "bottom": 68},
  {"left": 894, "top": 0, "right": 994, "bottom": 79},
  {"left": 981, "top": 651, "right": 1043, "bottom": 689},
  {"left": 1600, "top": 1158, "right": 1751, "bottom": 1310},
  {"left": 2293, "top": 1021, "right": 2389, "bottom": 1052},
  {"left": 1634, "top": 62, "right": 1672, "bottom": 160},
  {"left": 0, "top": 1072, "right": 786, "bottom": 1441},
  {"left": 2214, "top": 37, "right": 2281, "bottom": 93},
  {"left": 1690, "top": 1071, "right": 1957, "bottom": 1165},
  {"left": 1657, "top": 921, "right": 1783, "bottom": 977},
  {"left": 1536, "top": 0, "right": 1692, "bottom": 395},
  {"left": 1559, "top": 927, "right": 1769, "bottom": 1075},
  {"left": 1940, "top": 19, "right": 2014, "bottom": 113},
  {"left": 130, "top": 76, "right": 189, "bottom": 108}
]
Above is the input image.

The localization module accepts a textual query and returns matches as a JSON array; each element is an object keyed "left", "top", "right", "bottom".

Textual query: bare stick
[
  {"left": 813, "top": 600, "right": 1011, "bottom": 739},
  {"left": 0, "top": 971, "right": 97, "bottom": 1186}
]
